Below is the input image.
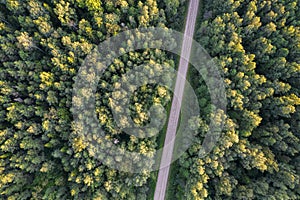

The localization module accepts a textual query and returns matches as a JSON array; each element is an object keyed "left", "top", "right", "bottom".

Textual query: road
[{"left": 153, "top": 0, "right": 200, "bottom": 200}]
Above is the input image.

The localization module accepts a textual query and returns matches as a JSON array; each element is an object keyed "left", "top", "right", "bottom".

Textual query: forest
[
  {"left": 170, "top": 0, "right": 300, "bottom": 199},
  {"left": 0, "top": 0, "right": 299, "bottom": 199}
]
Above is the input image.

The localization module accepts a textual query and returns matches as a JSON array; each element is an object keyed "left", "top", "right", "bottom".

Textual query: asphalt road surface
[{"left": 153, "top": 0, "right": 200, "bottom": 200}]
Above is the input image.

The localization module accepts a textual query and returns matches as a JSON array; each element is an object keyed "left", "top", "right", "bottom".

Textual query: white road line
[{"left": 153, "top": 1, "right": 200, "bottom": 199}]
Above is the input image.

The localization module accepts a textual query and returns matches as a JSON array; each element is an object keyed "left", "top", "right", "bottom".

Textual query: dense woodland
[
  {"left": 0, "top": 0, "right": 183, "bottom": 199},
  {"left": 0, "top": 0, "right": 299, "bottom": 200},
  {"left": 171, "top": 0, "right": 300, "bottom": 199}
]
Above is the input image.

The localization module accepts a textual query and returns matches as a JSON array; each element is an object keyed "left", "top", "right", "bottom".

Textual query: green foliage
[
  {"left": 1, "top": 0, "right": 299, "bottom": 199},
  {"left": 171, "top": 0, "right": 300, "bottom": 199},
  {"left": 0, "top": 0, "right": 175, "bottom": 199}
]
